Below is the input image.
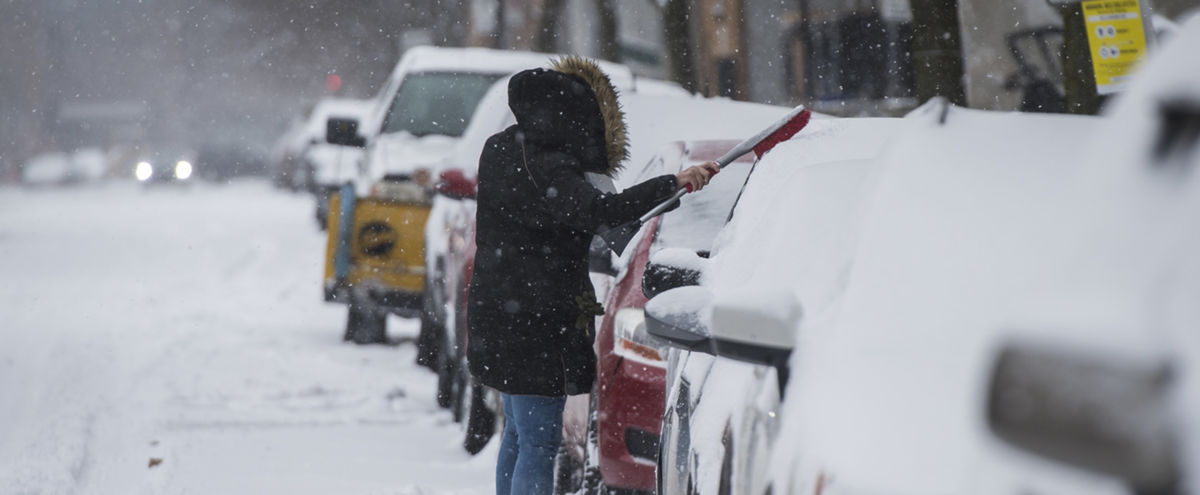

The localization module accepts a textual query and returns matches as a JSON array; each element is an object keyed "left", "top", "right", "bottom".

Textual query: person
[{"left": 466, "top": 56, "right": 718, "bottom": 495}]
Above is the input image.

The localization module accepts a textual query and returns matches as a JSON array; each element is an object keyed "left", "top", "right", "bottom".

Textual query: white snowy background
[{"left": 0, "top": 181, "right": 496, "bottom": 494}]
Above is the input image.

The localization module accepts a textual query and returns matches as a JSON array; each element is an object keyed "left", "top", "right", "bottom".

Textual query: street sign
[{"left": 1082, "top": 0, "right": 1148, "bottom": 95}]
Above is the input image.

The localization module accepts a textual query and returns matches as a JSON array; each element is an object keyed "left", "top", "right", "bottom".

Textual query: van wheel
[
  {"left": 463, "top": 381, "right": 496, "bottom": 454},
  {"left": 344, "top": 303, "right": 386, "bottom": 344}
]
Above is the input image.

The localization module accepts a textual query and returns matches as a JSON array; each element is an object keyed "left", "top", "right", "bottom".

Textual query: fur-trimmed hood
[{"left": 507, "top": 56, "right": 628, "bottom": 176}]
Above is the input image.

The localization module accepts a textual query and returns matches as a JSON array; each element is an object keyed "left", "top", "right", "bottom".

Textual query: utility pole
[
  {"left": 661, "top": 0, "right": 697, "bottom": 92},
  {"left": 535, "top": 0, "right": 565, "bottom": 53},
  {"left": 493, "top": 0, "right": 507, "bottom": 49},
  {"left": 595, "top": 0, "right": 622, "bottom": 62},
  {"left": 1056, "top": 1, "right": 1105, "bottom": 114},
  {"left": 909, "top": 0, "right": 966, "bottom": 106}
]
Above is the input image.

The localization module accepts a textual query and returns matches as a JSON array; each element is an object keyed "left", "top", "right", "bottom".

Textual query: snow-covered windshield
[
  {"left": 380, "top": 72, "right": 503, "bottom": 137},
  {"left": 646, "top": 141, "right": 754, "bottom": 254}
]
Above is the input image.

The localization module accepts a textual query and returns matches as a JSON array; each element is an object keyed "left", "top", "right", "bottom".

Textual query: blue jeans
[{"left": 496, "top": 393, "right": 567, "bottom": 495}]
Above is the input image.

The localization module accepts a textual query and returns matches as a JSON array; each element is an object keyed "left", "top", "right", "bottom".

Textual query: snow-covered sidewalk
[{"left": 0, "top": 181, "right": 495, "bottom": 494}]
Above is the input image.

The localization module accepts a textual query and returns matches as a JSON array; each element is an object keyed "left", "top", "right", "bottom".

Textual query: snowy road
[{"left": 0, "top": 181, "right": 495, "bottom": 494}]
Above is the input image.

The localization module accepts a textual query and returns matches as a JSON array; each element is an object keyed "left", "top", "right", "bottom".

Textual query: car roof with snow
[
  {"left": 392, "top": 45, "right": 634, "bottom": 88},
  {"left": 766, "top": 105, "right": 1115, "bottom": 493}
]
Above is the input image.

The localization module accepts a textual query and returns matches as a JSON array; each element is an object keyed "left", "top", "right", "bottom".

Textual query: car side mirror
[
  {"left": 434, "top": 169, "right": 476, "bottom": 200},
  {"left": 986, "top": 342, "right": 1179, "bottom": 493},
  {"left": 642, "top": 248, "right": 707, "bottom": 299},
  {"left": 327, "top": 117, "right": 366, "bottom": 148},
  {"left": 644, "top": 286, "right": 713, "bottom": 354},
  {"left": 709, "top": 286, "right": 800, "bottom": 395}
]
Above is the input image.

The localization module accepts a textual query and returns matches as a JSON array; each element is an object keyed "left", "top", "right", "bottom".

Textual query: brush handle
[{"left": 635, "top": 106, "right": 810, "bottom": 224}]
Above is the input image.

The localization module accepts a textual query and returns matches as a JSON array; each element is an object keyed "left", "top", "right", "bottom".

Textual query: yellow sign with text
[{"left": 1082, "top": 0, "right": 1148, "bottom": 95}]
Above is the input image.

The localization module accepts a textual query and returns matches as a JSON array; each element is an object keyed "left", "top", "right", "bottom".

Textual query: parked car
[
  {"left": 322, "top": 47, "right": 632, "bottom": 344},
  {"left": 655, "top": 26, "right": 1200, "bottom": 495},
  {"left": 21, "top": 152, "right": 75, "bottom": 186},
  {"left": 576, "top": 139, "right": 755, "bottom": 495},
  {"left": 645, "top": 115, "right": 905, "bottom": 495},
  {"left": 736, "top": 24, "right": 1200, "bottom": 488},
  {"left": 425, "top": 78, "right": 511, "bottom": 455},
  {"left": 21, "top": 148, "right": 109, "bottom": 186},
  {"left": 270, "top": 114, "right": 314, "bottom": 191}
]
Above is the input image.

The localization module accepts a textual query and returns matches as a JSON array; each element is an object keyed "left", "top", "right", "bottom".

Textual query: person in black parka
[{"left": 467, "top": 56, "right": 717, "bottom": 495}]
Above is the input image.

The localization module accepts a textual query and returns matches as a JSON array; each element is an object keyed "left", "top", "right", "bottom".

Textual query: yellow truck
[
  {"left": 321, "top": 46, "right": 565, "bottom": 345},
  {"left": 324, "top": 181, "right": 429, "bottom": 343}
]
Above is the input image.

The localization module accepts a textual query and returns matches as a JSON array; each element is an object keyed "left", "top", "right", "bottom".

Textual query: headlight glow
[
  {"left": 174, "top": 160, "right": 193, "bottom": 180},
  {"left": 135, "top": 161, "right": 153, "bottom": 181}
]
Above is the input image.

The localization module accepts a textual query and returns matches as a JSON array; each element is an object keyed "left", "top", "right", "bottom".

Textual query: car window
[
  {"left": 654, "top": 158, "right": 751, "bottom": 253},
  {"left": 380, "top": 72, "right": 502, "bottom": 137}
]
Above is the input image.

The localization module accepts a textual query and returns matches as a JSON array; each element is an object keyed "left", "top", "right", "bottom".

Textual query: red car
[{"left": 590, "top": 140, "right": 754, "bottom": 492}]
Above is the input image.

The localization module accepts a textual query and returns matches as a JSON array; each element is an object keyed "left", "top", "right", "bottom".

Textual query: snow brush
[{"left": 599, "top": 105, "right": 812, "bottom": 255}]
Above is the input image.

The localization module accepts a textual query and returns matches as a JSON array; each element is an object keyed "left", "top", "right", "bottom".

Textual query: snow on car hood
[
  {"left": 704, "top": 117, "right": 904, "bottom": 325},
  {"left": 363, "top": 132, "right": 458, "bottom": 184}
]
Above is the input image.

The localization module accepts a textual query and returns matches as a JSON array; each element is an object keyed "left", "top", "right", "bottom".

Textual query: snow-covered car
[
  {"left": 421, "top": 76, "right": 513, "bottom": 380},
  {"left": 20, "top": 148, "right": 109, "bottom": 186},
  {"left": 757, "top": 104, "right": 1194, "bottom": 495},
  {"left": 570, "top": 139, "right": 756, "bottom": 495},
  {"left": 741, "top": 22, "right": 1200, "bottom": 494},
  {"left": 563, "top": 95, "right": 800, "bottom": 495},
  {"left": 70, "top": 148, "right": 108, "bottom": 182},
  {"left": 321, "top": 47, "right": 634, "bottom": 344},
  {"left": 21, "top": 152, "right": 75, "bottom": 186},
  {"left": 270, "top": 116, "right": 312, "bottom": 191},
  {"left": 423, "top": 77, "right": 511, "bottom": 455},
  {"left": 302, "top": 97, "right": 373, "bottom": 229},
  {"left": 644, "top": 116, "right": 905, "bottom": 495},
  {"left": 646, "top": 20, "right": 1200, "bottom": 487}
]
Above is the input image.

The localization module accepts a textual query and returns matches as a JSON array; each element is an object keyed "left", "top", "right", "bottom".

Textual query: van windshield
[{"left": 380, "top": 72, "right": 503, "bottom": 137}]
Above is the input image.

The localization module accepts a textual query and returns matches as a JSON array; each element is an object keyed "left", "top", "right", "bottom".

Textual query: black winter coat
[{"left": 467, "top": 63, "right": 678, "bottom": 396}]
